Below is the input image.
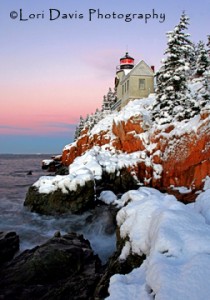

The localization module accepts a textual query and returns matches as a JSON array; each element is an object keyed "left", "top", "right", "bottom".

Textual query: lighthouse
[
  {"left": 114, "top": 52, "right": 155, "bottom": 110},
  {"left": 115, "top": 52, "right": 135, "bottom": 97},
  {"left": 118, "top": 52, "right": 135, "bottom": 70}
]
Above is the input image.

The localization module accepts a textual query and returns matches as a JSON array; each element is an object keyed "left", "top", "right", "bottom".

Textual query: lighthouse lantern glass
[{"left": 121, "top": 58, "right": 134, "bottom": 64}]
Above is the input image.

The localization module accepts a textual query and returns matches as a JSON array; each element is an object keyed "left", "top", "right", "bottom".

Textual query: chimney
[{"left": 151, "top": 65, "right": 155, "bottom": 72}]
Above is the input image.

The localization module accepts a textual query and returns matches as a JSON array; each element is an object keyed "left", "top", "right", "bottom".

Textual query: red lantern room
[{"left": 119, "top": 52, "right": 134, "bottom": 70}]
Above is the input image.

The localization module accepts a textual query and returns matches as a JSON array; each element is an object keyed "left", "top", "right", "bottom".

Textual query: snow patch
[
  {"left": 33, "top": 170, "right": 94, "bottom": 194},
  {"left": 203, "top": 176, "right": 210, "bottom": 191},
  {"left": 69, "top": 146, "right": 143, "bottom": 180},
  {"left": 99, "top": 191, "right": 117, "bottom": 205},
  {"left": 170, "top": 185, "right": 192, "bottom": 194},
  {"left": 194, "top": 189, "right": 210, "bottom": 224}
]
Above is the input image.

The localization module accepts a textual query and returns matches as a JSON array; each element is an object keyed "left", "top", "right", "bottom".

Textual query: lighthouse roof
[
  {"left": 120, "top": 60, "right": 154, "bottom": 84},
  {"left": 120, "top": 52, "right": 134, "bottom": 61}
]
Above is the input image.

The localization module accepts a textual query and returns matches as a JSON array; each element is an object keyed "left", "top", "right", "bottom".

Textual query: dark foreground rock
[
  {"left": 24, "top": 179, "right": 95, "bottom": 215},
  {"left": 96, "top": 168, "right": 140, "bottom": 196},
  {"left": 42, "top": 159, "right": 62, "bottom": 172},
  {"left": 95, "top": 250, "right": 145, "bottom": 299},
  {"left": 94, "top": 226, "right": 146, "bottom": 300},
  {"left": 0, "top": 231, "right": 19, "bottom": 265},
  {"left": 0, "top": 233, "right": 102, "bottom": 300}
]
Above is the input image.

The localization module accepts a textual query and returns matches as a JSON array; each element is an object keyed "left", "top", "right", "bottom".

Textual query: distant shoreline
[{"left": 0, "top": 153, "right": 58, "bottom": 156}]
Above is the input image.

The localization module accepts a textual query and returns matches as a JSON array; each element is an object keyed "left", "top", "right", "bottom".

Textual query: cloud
[
  {"left": 39, "top": 121, "right": 77, "bottom": 131},
  {"left": 0, "top": 125, "right": 16, "bottom": 129},
  {"left": 0, "top": 125, "right": 32, "bottom": 131},
  {"left": 81, "top": 49, "right": 119, "bottom": 79},
  {"left": 0, "top": 121, "right": 77, "bottom": 136},
  {"left": 42, "top": 122, "right": 76, "bottom": 128}
]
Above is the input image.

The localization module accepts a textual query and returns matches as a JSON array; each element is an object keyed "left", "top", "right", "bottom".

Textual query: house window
[
  {"left": 139, "top": 79, "right": 145, "bottom": 90},
  {"left": 125, "top": 83, "right": 127, "bottom": 93},
  {"left": 122, "top": 85, "right": 124, "bottom": 95}
]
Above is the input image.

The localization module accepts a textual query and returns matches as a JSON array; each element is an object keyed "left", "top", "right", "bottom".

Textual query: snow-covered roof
[{"left": 120, "top": 60, "right": 154, "bottom": 83}]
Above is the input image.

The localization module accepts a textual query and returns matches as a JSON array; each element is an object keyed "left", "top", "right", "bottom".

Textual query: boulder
[
  {"left": 42, "top": 157, "right": 63, "bottom": 173},
  {"left": 0, "top": 231, "right": 19, "bottom": 264},
  {"left": 95, "top": 226, "right": 145, "bottom": 299},
  {"left": 95, "top": 251, "right": 145, "bottom": 299},
  {"left": 150, "top": 115, "right": 210, "bottom": 194},
  {"left": 55, "top": 165, "right": 69, "bottom": 175},
  {"left": 0, "top": 233, "right": 102, "bottom": 300},
  {"left": 24, "top": 178, "right": 95, "bottom": 215},
  {"left": 96, "top": 168, "right": 140, "bottom": 196}
]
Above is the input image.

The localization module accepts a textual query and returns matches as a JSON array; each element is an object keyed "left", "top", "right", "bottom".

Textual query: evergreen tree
[
  {"left": 102, "top": 88, "right": 117, "bottom": 112},
  {"left": 73, "top": 86, "right": 116, "bottom": 140},
  {"left": 187, "top": 42, "right": 197, "bottom": 78},
  {"left": 195, "top": 41, "right": 210, "bottom": 77},
  {"left": 102, "top": 95, "right": 108, "bottom": 111},
  {"left": 152, "top": 12, "right": 199, "bottom": 124},
  {"left": 107, "top": 87, "right": 117, "bottom": 108},
  {"left": 192, "top": 38, "right": 210, "bottom": 110},
  {"left": 198, "top": 42, "right": 210, "bottom": 110},
  {"left": 73, "top": 116, "right": 85, "bottom": 141},
  {"left": 78, "top": 115, "right": 85, "bottom": 134},
  {"left": 74, "top": 126, "right": 80, "bottom": 141},
  {"left": 94, "top": 108, "right": 102, "bottom": 124},
  {"left": 154, "top": 65, "right": 165, "bottom": 104},
  {"left": 207, "top": 35, "right": 210, "bottom": 57},
  {"left": 199, "top": 77, "right": 210, "bottom": 110}
]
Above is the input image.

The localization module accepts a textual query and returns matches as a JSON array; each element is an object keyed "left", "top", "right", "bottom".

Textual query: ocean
[{"left": 0, "top": 154, "right": 115, "bottom": 263}]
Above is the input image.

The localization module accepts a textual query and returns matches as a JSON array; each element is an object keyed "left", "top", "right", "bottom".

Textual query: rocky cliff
[{"left": 62, "top": 93, "right": 210, "bottom": 202}]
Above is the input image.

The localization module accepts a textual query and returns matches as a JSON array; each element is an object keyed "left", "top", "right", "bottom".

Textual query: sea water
[{"left": 0, "top": 154, "right": 115, "bottom": 263}]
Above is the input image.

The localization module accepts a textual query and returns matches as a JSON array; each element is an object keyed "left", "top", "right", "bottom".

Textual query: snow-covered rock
[
  {"left": 106, "top": 186, "right": 210, "bottom": 300},
  {"left": 24, "top": 170, "right": 95, "bottom": 214},
  {"left": 99, "top": 191, "right": 117, "bottom": 205}
]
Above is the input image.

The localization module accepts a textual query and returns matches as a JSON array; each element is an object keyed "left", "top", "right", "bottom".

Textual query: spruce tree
[
  {"left": 73, "top": 116, "right": 84, "bottom": 141},
  {"left": 199, "top": 77, "right": 210, "bottom": 110},
  {"left": 187, "top": 42, "right": 197, "bottom": 78},
  {"left": 74, "top": 126, "right": 80, "bottom": 141},
  {"left": 78, "top": 116, "right": 85, "bottom": 134},
  {"left": 198, "top": 38, "right": 210, "bottom": 110},
  {"left": 152, "top": 12, "right": 199, "bottom": 124},
  {"left": 195, "top": 41, "right": 210, "bottom": 77},
  {"left": 207, "top": 35, "right": 210, "bottom": 56},
  {"left": 191, "top": 38, "right": 210, "bottom": 110}
]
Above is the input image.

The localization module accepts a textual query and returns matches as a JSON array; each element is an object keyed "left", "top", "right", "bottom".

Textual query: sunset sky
[{"left": 0, "top": 0, "right": 209, "bottom": 154}]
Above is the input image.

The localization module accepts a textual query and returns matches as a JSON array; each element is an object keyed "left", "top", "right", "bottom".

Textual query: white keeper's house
[{"left": 113, "top": 52, "right": 155, "bottom": 110}]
